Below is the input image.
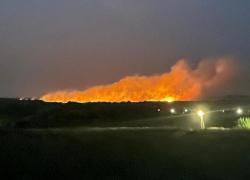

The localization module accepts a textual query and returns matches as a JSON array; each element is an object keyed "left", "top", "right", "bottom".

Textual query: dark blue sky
[{"left": 1, "top": 0, "right": 250, "bottom": 97}]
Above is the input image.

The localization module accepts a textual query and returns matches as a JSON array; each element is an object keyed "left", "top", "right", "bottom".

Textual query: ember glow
[{"left": 41, "top": 58, "right": 236, "bottom": 103}]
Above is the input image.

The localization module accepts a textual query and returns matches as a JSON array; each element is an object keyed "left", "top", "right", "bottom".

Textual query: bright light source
[
  {"left": 158, "top": 109, "right": 161, "bottom": 112},
  {"left": 198, "top": 110, "right": 204, "bottom": 117},
  {"left": 167, "top": 97, "right": 174, "bottom": 103},
  {"left": 197, "top": 110, "right": 205, "bottom": 129},
  {"left": 237, "top": 108, "right": 243, "bottom": 114},
  {"left": 170, "top": 109, "right": 175, "bottom": 113},
  {"left": 222, "top": 110, "right": 225, "bottom": 113},
  {"left": 185, "top": 109, "right": 188, "bottom": 112}
]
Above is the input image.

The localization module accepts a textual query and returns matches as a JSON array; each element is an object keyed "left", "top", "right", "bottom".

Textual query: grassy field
[
  {"left": 1, "top": 128, "right": 250, "bottom": 179},
  {"left": 1, "top": 98, "right": 250, "bottom": 179},
  {"left": 1, "top": 98, "right": 250, "bottom": 129}
]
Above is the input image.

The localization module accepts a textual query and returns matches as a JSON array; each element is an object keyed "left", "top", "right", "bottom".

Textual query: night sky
[{"left": 1, "top": 0, "right": 250, "bottom": 98}]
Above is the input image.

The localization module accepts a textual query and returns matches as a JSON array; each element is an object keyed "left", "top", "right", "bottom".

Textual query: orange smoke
[{"left": 41, "top": 58, "right": 236, "bottom": 103}]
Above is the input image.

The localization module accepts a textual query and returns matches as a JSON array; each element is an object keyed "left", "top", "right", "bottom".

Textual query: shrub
[
  {"left": 237, "top": 117, "right": 250, "bottom": 129},
  {"left": 0, "top": 117, "right": 16, "bottom": 128}
]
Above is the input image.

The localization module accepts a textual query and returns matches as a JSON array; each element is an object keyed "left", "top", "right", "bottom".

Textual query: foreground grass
[
  {"left": 237, "top": 117, "right": 250, "bottom": 129},
  {"left": 1, "top": 128, "right": 250, "bottom": 179}
]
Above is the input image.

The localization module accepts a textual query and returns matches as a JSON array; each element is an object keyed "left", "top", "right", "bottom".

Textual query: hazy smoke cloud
[{"left": 41, "top": 57, "right": 239, "bottom": 103}]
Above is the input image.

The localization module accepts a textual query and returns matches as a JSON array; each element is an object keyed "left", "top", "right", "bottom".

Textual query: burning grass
[{"left": 41, "top": 58, "right": 236, "bottom": 103}]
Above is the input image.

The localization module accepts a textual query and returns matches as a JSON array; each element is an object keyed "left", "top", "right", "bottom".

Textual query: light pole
[{"left": 198, "top": 110, "right": 205, "bottom": 129}]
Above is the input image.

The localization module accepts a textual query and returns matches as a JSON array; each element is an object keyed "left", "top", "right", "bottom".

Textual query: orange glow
[
  {"left": 166, "top": 97, "right": 174, "bottom": 103},
  {"left": 41, "top": 59, "right": 235, "bottom": 103}
]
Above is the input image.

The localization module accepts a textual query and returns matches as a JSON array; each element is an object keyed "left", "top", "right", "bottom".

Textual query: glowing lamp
[
  {"left": 198, "top": 110, "right": 204, "bottom": 117},
  {"left": 237, "top": 109, "right": 243, "bottom": 114}
]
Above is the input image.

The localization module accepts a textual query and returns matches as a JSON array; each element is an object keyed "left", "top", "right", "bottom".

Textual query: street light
[
  {"left": 237, "top": 108, "right": 243, "bottom": 114},
  {"left": 197, "top": 110, "right": 205, "bottom": 129},
  {"left": 170, "top": 108, "right": 175, "bottom": 114}
]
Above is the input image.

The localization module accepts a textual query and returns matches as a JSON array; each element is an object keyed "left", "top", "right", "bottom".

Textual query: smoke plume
[{"left": 41, "top": 58, "right": 237, "bottom": 103}]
